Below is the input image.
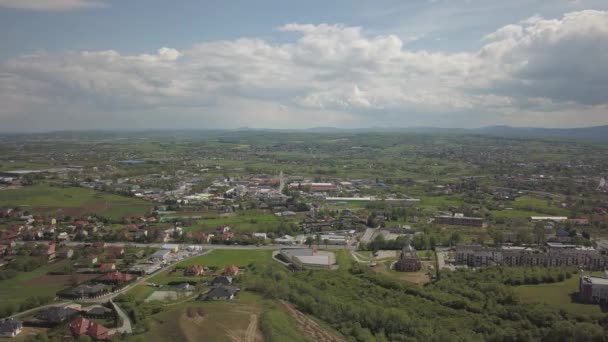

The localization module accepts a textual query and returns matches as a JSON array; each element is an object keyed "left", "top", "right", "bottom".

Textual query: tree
[{"left": 305, "top": 237, "right": 314, "bottom": 248}]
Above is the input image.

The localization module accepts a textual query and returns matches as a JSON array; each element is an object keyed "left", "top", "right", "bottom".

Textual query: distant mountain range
[
  {"left": 3, "top": 125, "right": 608, "bottom": 142},
  {"left": 258, "top": 125, "right": 608, "bottom": 141}
]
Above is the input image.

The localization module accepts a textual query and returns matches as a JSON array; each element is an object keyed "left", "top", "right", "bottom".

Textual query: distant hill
[
  {"left": 474, "top": 125, "right": 608, "bottom": 141},
  {"left": 3, "top": 125, "right": 608, "bottom": 142},
  {"left": 292, "top": 125, "right": 608, "bottom": 142}
]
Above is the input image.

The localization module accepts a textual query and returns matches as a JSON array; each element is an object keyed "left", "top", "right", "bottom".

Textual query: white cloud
[
  {"left": 0, "top": 0, "right": 106, "bottom": 11},
  {"left": 1, "top": 10, "right": 608, "bottom": 130}
]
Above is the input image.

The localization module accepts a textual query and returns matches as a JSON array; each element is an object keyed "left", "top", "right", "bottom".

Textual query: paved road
[
  {"left": 19, "top": 240, "right": 355, "bottom": 251},
  {"left": 11, "top": 301, "right": 70, "bottom": 319},
  {"left": 110, "top": 300, "right": 132, "bottom": 334},
  {"left": 350, "top": 251, "right": 369, "bottom": 264}
]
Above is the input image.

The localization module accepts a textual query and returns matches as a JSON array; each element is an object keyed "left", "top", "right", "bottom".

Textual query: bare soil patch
[{"left": 280, "top": 301, "right": 345, "bottom": 342}]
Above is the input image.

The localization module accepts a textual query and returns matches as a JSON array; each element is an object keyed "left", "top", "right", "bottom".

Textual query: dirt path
[
  {"left": 245, "top": 313, "right": 258, "bottom": 342},
  {"left": 280, "top": 301, "right": 345, "bottom": 342}
]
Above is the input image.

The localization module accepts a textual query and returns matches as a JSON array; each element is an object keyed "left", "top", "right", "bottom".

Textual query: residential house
[
  {"left": 84, "top": 306, "right": 115, "bottom": 319},
  {"left": 46, "top": 241, "right": 56, "bottom": 260},
  {"left": 184, "top": 265, "right": 204, "bottom": 276},
  {"left": 161, "top": 244, "right": 179, "bottom": 253},
  {"left": 211, "top": 276, "right": 233, "bottom": 287},
  {"left": 59, "top": 284, "right": 110, "bottom": 299},
  {"left": 0, "top": 319, "right": 22, "bottom": 338},
  {"left": 99, "top": 263, "right": 116, "bottom": 273},
  {"left": 59, "top": 249, "right": 74, "bottom": 259},
  {"left": 223, "top": 265, "right": 240, "bottom": 276},
  {"left": 99, "top": 271, "right": 133, "bottom": 284},
  {"left": 202, "top": 286, "right": 239, "bottom": 300},
  {"left": 107, "top": 247, "right": 124, "bottom": 258},
  {"left": 87, "top": 255, "right": 99, "bottom": 265},
  {"left": 36, "top": 306, "right": 80, "bottom": 324},
  {"left": 68, "top": 316, "right": 110, "bottom": 340}
]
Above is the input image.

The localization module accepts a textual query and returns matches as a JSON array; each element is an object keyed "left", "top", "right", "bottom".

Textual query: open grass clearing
[
  {"left": 0, "top": 260, "right": 74, "bottom": 307},
  {"left": 514, "top": 273, "right": 604, "bottom": 317},
  {"left": 177, "top": 249, "right": 273, "bottom": 268},
  {"left": 0, "top": 184, "right": 152, "bottom": 219}
]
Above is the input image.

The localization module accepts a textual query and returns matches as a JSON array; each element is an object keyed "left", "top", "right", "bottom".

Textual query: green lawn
[
  {"left": 334, "top": 250, "right": 353, "bottom": 270},
  {"left": 0, "top": 184, "right": 152, "bottom": 219},
  {"left": 511, "top": 195, "right": 569, "bottom": 216},
  {"left": 123, "top": 285, "right": 156, "bottom": 302},
  {"left": 128, "top": 293, "right": 265, "bottom": 342},
  {"left": 177, "top": 250, "right": 272, "bottom": 268},
  {"left": 184, "top": 211, "right": 283, "bottom": 234},
  {"left": 261, "top": 308, "right": 309, "bottom": 342},
  {"left": 419, "top": 195, "right": 463, "bottom": 209},
  {"left": 488, "top": 209, "right": 548, "bottom": 219},
  {"left": 515, "top": 274, "right": 604, "bottom": 316}
]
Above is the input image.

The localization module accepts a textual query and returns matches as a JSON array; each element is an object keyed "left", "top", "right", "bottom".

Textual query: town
[{"left": 0, "top": 131, "right": 607, "bottom": 341}]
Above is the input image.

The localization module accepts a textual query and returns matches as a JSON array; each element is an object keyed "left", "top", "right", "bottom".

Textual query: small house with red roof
[
  {"left": 68, "top": 316, "right": 110, "bottom": 340},
  {"left": 99, "top": 263, "right": 116, "bottom": 273},
  {"left": 184, "top": 265, "right": 204, "bottom": 276},
  {"left": 223, "top": 265, "right": 240, "bottom": 276},
  {"left": 107, "top": 247, "right": 124, "bottom": 258},
  {"left": 99, "top": 271, "right": 133, "bottom": 284}
]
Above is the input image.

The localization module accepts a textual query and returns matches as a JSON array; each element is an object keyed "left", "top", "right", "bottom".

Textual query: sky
[{"left": 1, "top": 0, "right": 608, "bottom": 131}]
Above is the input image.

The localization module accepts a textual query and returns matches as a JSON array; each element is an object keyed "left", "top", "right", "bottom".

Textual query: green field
[
  {"left": 419, "top": 195, "right": 463, "bottom": 209},
  {"left": 0, "top": 260, "right": 71, "bottom": 307},
  {"left": 123, "top": 285, "right": 156, "bottom": 302},
  {"left": 129, "top": 301, "right": 259, "bottom": 342},
  {"left": 183, "top": 211, "right": 284, "bottom": 233},
  {"left": 261, "top": 308, "right": 309, "bottom": 342},
  {"left": 177, "top": 249, "right": 273, "bottom": 268},
  {"left": 0, "top": 184, "right": 153, "bottom": 219},
  {"left": 511, "top": 195, "right": 569, "bottom": 216},
  {"left": 488, "top": 209, "right": 548, "bottom": 219},
  {"left": 515, "top": 274, "right": 604, "bottom": 316}
]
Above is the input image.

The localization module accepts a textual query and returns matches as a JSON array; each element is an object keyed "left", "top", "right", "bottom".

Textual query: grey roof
[
  {"left": 0, "top": 319, "right": 22, "bottom": 333},
  {"left": 211, "top": 276, "right": 233, "bottom": 286},
  {"left": 173, "top": 282, "right": 193, "bottom": 290},
  {"left": 281, "top": 248, "right": 314, "bottom": 257},
  {"left": 64, "top": 283, "right": 108, "bottom": 296},
  {"left": 86, "top": 306, "right": 113, "bottom": 316},
  {"left": 204, "top": 286, "right": 239, "bottom": 299},
  {"left": 37, "top": 307, "right": 80, "bottom": 323}
]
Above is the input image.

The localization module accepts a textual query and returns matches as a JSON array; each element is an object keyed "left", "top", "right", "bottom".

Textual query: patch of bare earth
[
  {"left": 180, "top": 308, "right": 207, "bottom": 342},
  {"left": 226, "top": 307, "right": 263, "bottom": 342},
  {"left": 280, "top": 301, "right": 345, "bottom": 342}
]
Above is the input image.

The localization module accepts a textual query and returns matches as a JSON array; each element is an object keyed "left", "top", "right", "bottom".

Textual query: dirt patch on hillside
[
  {"left": 177, "top": 304, "right": 263, "bottom": 342},
  {"left": 280, "top": 301, "right": 345, "bottom": 342}
]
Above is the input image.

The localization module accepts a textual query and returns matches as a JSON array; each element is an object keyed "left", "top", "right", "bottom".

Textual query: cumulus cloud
[
  {"left": 1, "top": 10, "right": 608, "bottom": 130},
  {"left": 478, "top": 10, "right": 608, "bottom": 106},
  {"left": 0, "top": 0, "right": 106, "bottom": 11}
]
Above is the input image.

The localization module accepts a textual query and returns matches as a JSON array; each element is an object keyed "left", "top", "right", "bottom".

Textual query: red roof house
[
  {"left": 107, "top": 247, "right": 124, "bottom": 257},
  {"left": 223, "top": 265, "right": 240, "bottom": 276},
  {"left": 184, "top": 265, "right": 204, "bottom": 276},
  {"left": 99, "top": 263, "right": 116, "bottom": 272},
  {"left": 68, "top": 316, "right": 110, "bottom": 340},
  {"left": 100, "top": 271, "right": 133, "bottom": 283}
]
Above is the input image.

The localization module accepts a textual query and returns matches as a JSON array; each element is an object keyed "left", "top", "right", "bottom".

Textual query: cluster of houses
[{"left": 3, "top": 303, "right": 117, "bottom": 340}]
